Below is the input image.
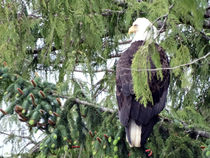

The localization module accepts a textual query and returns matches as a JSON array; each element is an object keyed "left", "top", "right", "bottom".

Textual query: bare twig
[
  {"left": 152, "top": 4, "right": 174, "bottom": 26},
  {"left": 118, "top": 40, "right": 132, "bottom": 45},
  {"left": 154, "top": 4, "right": 174, "bottom": 38}
]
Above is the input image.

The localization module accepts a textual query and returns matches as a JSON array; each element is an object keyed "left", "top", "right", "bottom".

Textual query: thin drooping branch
[
  {"left": 39, "top": 51, "right": 209, "bottom": 73},
  {"left": 119, "top": 52, "right": 210, "bottom": 72}
]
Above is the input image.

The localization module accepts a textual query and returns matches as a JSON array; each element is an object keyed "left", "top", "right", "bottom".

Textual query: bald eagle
[{"left": 116, "top": 18, "right": 170, "bottom": 148}]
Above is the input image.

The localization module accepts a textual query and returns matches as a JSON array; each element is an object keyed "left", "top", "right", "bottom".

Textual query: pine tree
[{"left": 0, "top": 0, "right": 209, "bottom": 157}]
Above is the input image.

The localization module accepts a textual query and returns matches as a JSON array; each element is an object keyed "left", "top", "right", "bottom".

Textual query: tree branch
[
  {"left": 18, "top": 142, "right": 34, "bottom": 155},
  {"left": 180, "top": 121, "right": 210, "bottom": 138},
  {"left": 119, "top": 52, "right": 210, "bottom": 72},
  {"left": 27, "top": 46, "right": 58, "bottom": 55},
  {"left": 58, "top": 95, "right": 116, "bottom": 113},
  {"left": 58, "top": 94, "right": 210, "bottom": 139},
  {"left": 193, "top": 129, "right": 210, "bottom": 138},
  {"left": 101, "top": 9, "right": 124, "bottom": 16},
  {"left": 153, "top": 4, "right": 174, "bottom": 32},
  {"left": 74, "top": 68, "right": 114, "bottom": 73},
  {"left": 0, "top": 131, "right": 37, "bottom": 144},
  {"left": 204, "top": 7, "right": 210, "bottom": 18},
  {"left": 161, "top": 117, "right": 210, "bottom": 139},
  {"left": 204, "top": 19, "right": 210, "bottom": 29},
  {"left": 118, "top": 40, "right": 132, "bottom": 45},
  {"left": 60, "top": 95, "right": 210, "bottom": 139},
  {"left": 108, "top": 53, "right": 121, "bottom": 58},
  {"left": 73, "top": 98, "right": 116, "bottom": 113}
]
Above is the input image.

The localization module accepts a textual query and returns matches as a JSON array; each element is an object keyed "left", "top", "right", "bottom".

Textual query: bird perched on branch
[{"left": 116, "top": 18, "right": 170, "bottom": 149}]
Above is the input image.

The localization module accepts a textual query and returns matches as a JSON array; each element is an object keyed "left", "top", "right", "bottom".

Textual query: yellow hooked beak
[{"left": 128, "top": 25, "right": 138, "bottom": 34}]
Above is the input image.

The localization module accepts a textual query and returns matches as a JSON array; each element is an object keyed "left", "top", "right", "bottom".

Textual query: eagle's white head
[{"left": 128, "top": 18, "right": 157, "bottom": 42}]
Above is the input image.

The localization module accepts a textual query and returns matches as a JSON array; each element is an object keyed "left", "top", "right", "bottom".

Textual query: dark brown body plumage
[{"left": 116, "top": 41, "right": 170, "bottom": 146}]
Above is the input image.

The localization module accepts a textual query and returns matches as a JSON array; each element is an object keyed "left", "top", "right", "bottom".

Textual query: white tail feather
[{"left": 126, "top": 119, "right": 142, "bottom": 147}]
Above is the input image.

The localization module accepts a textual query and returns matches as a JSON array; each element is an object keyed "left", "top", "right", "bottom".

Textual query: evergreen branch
[
  {"left": 26, "top": 46, "right": 58, "bottom": 55},
  {"left": 57, "top": 95, "right": 210, "bottom": 139},
  {"left": 57, "top": 96, "right": 210, "bottom": 139},
  {"left": 101, "top": 9, "right": 124, "bottom": 16},
  {"left": 58, "top": 95, "right": 116, "bottom": 113},
  {"left": 199, "top": 31, "right": 210, "bottom": 41},
  {"left": 56, "top": 94, "right": 210, "bottom": 139},
  {"left": 153, "top": 4, "right": 174, "bottom": 37},
  {"left": 204, "top": 19, "right": 210, "bottom": 29},
  {"left": 204, "top": 7, "right": 210, "bottom": 18},
  {"left": 189, "top": 128, "right": 210, "bottom": 139},
  {"left": 18, "top": 142, "right": 33, "bottom": 155},
  {"left": 118, "top": 40, "right": 132, "bottom": 45},
  {"left": 92, "top": 75, "right": 111, "bottom": 98},
  {"left": 161, "top": 117, "right": 210, "bottom": 139},
  {"left": 153, "top": 4, "right": 174, "bottom": 27},
  {"left": 119, "top": 52, "right": 210, "bottom": 72},
  {"left": 74, "top": 68, "right": 114, "bottom": 73},
  {"left": 0, "top": 131, "right": 37, "bottom": 144},
  {"left": 29, "top": 140, "right": 43, "bottom": 153},
  {"left": 28, "top": 14, "right": 42, "bottom": 19},
  {"left": 180, "top": 121, "right": 210, "bottom": 138},
  {"left": 108, "top": 54, "right": 121, "bottom": 58},
  {"left": 72, "top": 98, "right": 116, "bottom": 113}
]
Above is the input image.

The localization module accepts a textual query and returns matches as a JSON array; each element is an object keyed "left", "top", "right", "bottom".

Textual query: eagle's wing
[
  {"left": 116, "top": 42, "right": 137, "bottom": 127},
  {"left": 131, "top": 88, "right": 168, "bottom": 126},
  {"left": 116, "top": 41, "right": 170, "bottom": 127},
  {"left": 116, "top": 66, "right": 133, "bottom": 127}
]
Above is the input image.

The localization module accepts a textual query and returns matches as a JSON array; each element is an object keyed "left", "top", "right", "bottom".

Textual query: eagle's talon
[
  {"left": 145, "top": 149, "right": 152, "bottom": 157},
  {"left": 148, "top": 150, "right": 152, "bottom": 157}
]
